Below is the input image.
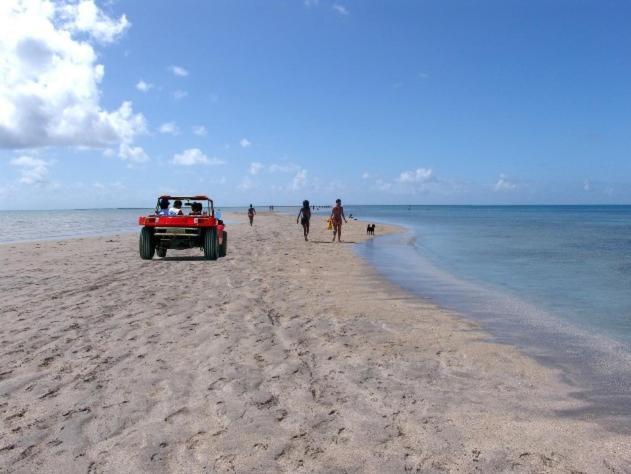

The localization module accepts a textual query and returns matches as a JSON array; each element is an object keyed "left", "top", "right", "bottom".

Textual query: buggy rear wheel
[
  {"left": 139, "top": 227, "right": 155, "bottom": 260},
  {"left": 219, "top": 231, "right": 227, "bottom": 257},
  {"left": 156, "top": 247, "right": 167, "bottom": 258},
  {"left": 203, "top": 227, "right": 218, "bottom": 260}
]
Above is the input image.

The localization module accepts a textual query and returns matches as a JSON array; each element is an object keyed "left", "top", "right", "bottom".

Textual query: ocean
[
  {"left": 3, "top": 205, "right": 631, "bottom": 419},
  {"left": 350, "top": 205, "right": 631, "bottom": 422}
]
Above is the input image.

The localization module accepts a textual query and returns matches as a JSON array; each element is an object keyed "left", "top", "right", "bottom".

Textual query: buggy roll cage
[{"left": 155, "top": 195, "right": 215, "bottom": 217}]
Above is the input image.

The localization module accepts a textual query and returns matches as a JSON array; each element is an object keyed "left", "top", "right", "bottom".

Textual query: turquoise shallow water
[{"left": 348, "top": 205, "right": 631, "bottom": 424}]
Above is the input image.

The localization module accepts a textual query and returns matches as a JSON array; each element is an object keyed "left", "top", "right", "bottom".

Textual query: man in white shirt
[{"left": 169, "top": 200, "right": 184, "bottom": 216}]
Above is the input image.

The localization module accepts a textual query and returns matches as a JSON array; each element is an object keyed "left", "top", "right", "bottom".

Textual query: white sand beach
[{"left": 1, "top": 213, "right": 630, "bottom": 472}]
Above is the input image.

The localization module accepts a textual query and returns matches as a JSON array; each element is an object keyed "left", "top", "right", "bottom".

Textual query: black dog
[{"left": 367, "top": 224, "right": 376, "bottom": 235}]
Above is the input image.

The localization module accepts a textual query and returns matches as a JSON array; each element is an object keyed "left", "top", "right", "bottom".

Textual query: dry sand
[{"left": 1, "top": 212, "right": 630, "bottom": 473}]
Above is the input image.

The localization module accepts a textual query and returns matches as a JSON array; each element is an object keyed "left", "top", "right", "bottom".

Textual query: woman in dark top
[
  {"left": 247, "top": 204, "right": 256, "bottom": 226},
  {"left": 297, "top": 200, "right": 311, "bottom": 241}
]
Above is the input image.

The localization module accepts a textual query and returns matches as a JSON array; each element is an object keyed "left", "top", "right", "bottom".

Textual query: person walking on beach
[
  {"left": 297, "top": 200, "right": 311, "bottom": 241},
  {"left": 331, "top": 198, "right": 347, "bottom": 242},
  {"left": 247, "top": 204, "right": 256, "bottom": 226}
]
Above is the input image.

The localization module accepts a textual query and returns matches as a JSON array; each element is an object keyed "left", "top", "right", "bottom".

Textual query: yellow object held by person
[{"left": 327, "top": 217, "right": 333, "bottom": 230}]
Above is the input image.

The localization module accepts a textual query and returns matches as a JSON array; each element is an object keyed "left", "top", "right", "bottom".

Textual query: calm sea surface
[
  {"left": 349, "top": 205, "right": 631, "bottom": 422},
  {"left": 0, "top": 206, "right": 253, "bottom": 243}
]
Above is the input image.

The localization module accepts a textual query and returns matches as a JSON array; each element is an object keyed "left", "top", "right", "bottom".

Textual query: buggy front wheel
[
  {"left": 203, "top": 228, "right": 218, "bottom": 260},
  {"left": 139, "top": 227, "right": 155, "bottom": 260}
]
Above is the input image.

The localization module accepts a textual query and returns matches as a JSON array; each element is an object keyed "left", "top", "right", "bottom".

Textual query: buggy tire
[
  {"left": 203, "top": 227, "right": 218, "bottom": 260},
  {"left": 139, "top": 227, "right": 155, "bottom": 260},
  {"left": 156, "top": 247, "right": 167, "bottom": 258},
  {"left": 219, "top": 231, "right": 227, "bottom": 257}
]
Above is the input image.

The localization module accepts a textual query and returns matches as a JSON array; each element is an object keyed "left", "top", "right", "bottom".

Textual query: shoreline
[
  {"left": 355, "top": 230, "right": 631, "bottom": 428},
  {"left": 1, "top": 213, "right": 630, "bottom": 471}
]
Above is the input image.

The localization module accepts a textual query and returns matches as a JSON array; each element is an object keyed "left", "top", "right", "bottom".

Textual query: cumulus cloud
[
  {"left": 397, "top": 168, "right": 434, "bottom": 183},
  {"left": 59, "top": 0, "right": 130, "bottom": 44},
  {"left": 240, "top": 138, "right": 251, "bottom": 148},
  {"left": 136, "top": 80, "right": 153, "bottom": 92},
  {"left": 332, "top": 4, "right": 349, "bottom": 15},
  {"left": 494, "top": 173, "right": 516, "bottom": 191},
  {"left": 169, "top": 65, "right": 188, "bottom": 77},
  {"left": 172, "top": 148, "right": 224, "bottom": 166},
  {"left": 291, "top": 168, "right": 308, "bottom": 191},
  {"left": 0, "top": 0, "right": 146, "bottom": 159},
  {"left": 10, "top": 155, "right": 52, "bottom": 185},
  {"left": 119, "top": 143, "right": 148, "bottom": 163},
  {"left": 249, "top": 162, "right": 264, "bottom": 175},
  {"left": 192, "top": 125, "right": 207, "bottom": 136},
  {"left": 158, "top": 122, "right": 179, "bottom": 135}
]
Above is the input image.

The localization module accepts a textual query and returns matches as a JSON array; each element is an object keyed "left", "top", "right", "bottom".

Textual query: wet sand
[{"left": 1, "top": 212, "right": 630, "bottom": 472}]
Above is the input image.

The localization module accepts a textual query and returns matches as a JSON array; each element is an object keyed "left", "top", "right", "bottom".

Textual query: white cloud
[
  {"left": 269, "top": 163, "right": 299, "bottom": 173},
  {"left": 172, "top": 148, "right": 224, "bottom": 166},
  {"left": 192, "top": 125, "right": 207, "bottom": 136},
  {"left": 494, "top": 174, "right": 516, "bottom": 191},
  {"left": 417, "top": 72, "right": 430, "bottom": 79},
  {"left": 240, "top": 138, "right": 251, "bottom": 148},
  {"left": 238, "top": 176, "right": 255, "bottom": 191},
  {"left": 0, "top": 0, "right": 145, "bottom": 157},
  {"left": 291, "top": 168, "right": 308, "bottom": 191},
  {"left": 60, "top": 0, "right": 130, "bottom": 44},
  {"left": 10, "top": 155, "right": 51, "bottom": 185},
  {"left": 249, "top": 162, "right": 264, "bottom": 175},
  {"left": 119, "top": 143, "right": 148, "bottom": 163},
  {"left": 398, "top": 168, "right": 434, "bottom": 183},
  {"left": 332, "top": 4, "right": 349, "bottom": 15},
  {"left": 136, "top": 80, "right": 153, "bottom": 92},
  {"left": 169, "top": 65, "right": 188, "bottom": 77},
  {"left": 362, "top": 172, "right": 371, "bottom": 179},
  {"left": 173, "top": 89, "right": 188, "bottom": 100},
  {"left": 304, "top": 0, "right": 319, "bottom": 6},
  {"left": 374, "top": 178, "right": 392, "bottom": 191},
  {"left": 158, "top": 122, "right": 179, "bottom": 135}
]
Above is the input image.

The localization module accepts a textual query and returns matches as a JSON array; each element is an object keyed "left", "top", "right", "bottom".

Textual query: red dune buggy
[{"left": 138, "top": 195, "right": 227, "bottom": 260}]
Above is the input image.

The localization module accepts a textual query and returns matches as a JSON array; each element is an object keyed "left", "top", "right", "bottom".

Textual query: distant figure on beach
[
  {"left": 248, "top": 204, "right": 256, "bottom": 226},
  {"left": 297, "top": 200, "right": 311, "bottom": 241},
  {"left": 331, "top": 198, "right": 347, "bottom": 242},
  {"left": 169, "top": 200, "right": 184, "bottom": 216}
]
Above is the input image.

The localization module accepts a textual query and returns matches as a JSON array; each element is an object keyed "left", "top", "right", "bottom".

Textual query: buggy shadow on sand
[{"left": 138, "top": 195, "right": 227, "bottom": 260}]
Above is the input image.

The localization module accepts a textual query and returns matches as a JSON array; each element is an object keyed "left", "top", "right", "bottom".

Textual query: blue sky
[{"left": 1, "top": 0, "right": 631, "bottom": 209}]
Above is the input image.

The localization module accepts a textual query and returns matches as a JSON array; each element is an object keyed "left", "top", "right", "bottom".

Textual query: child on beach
[
  {"left": 247, "top": 204, "right": 256, "bottom": 226},
  {"left": 331, "top": 198, "right": 347, "bottom": 242},
  {"left": 297, "top": 200, "right": 311, "bottom": 241}
]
